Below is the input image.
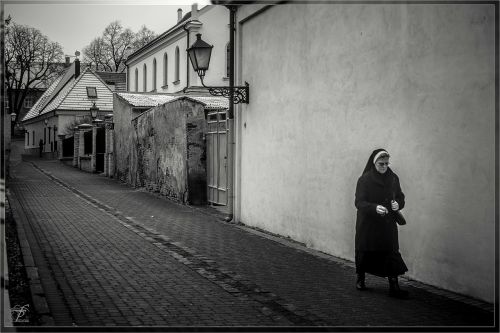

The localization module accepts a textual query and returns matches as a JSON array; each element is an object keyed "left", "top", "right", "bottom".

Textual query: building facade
[
  {"left": 125, "top": 4, "right": 229, "bottom": 94},
  {"left": 230, "top": 3, "right": 495, "bottom": 302},
  {"left": 21, "top": 60, "right": 117, "bottom": 157}
]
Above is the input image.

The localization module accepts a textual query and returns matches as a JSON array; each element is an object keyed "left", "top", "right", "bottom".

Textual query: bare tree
[
  {"left": 83, "top": 21, "right": 157, "bottom": 73},
  {"left": 84, "top": 37, "right": 111, "bottom": 72},
  {"left": 5, "top": 21, "right": 64, "bottom": 124},
  {"left": 133, "top": 25, "right": 157, "bottom": 49}
]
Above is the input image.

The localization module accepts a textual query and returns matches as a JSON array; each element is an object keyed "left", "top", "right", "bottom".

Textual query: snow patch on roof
[{"left": 117, "top": 92, "right": 228, "bottom": 110}]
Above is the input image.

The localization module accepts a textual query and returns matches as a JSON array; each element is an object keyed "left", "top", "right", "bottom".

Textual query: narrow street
[{"left": 6, "top": 139, "right": 494, "bottom": 327}]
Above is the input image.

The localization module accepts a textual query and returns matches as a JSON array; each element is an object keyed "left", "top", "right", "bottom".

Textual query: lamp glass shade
[
  {"left": 187, "top": 34, "right": 213, "bottom": 74},
  {"left": 90, "top": 104, "right": 99, "bottom": 119}
]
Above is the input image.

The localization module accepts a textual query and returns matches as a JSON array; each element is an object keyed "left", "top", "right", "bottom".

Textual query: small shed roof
[{"left": 116, "top": 92, "right": 228, "bottom": 110}]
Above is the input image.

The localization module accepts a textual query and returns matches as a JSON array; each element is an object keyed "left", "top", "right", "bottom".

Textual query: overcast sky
[{"left": 4, "top": 0, "right": 211, "bottom": 57}]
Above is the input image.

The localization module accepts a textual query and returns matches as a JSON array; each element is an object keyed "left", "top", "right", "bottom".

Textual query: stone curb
[
  {"left": 1, "top": 179, "right": 14, "bottom": 328},
  {"left": 7, "top": 191, "right": 55, "bottom": 326},
  {"left": 30, "top": 161, "right": 495, "bottom": 314}
]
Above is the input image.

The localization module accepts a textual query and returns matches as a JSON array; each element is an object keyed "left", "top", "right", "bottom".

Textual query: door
[
  {"left": 206, "top": 110, "right": 228, "bottom": 205},
  {"left": 96, "top": 127, "right": 105, "bottom": 173}
]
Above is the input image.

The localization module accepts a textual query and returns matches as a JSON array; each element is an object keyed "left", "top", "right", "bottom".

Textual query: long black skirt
[{"left": 355, "top": 250, "right": 408, "bottom": 277}]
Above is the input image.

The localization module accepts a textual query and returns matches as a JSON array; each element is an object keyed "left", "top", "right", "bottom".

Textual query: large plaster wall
[{"left": 236, "top": 4, "right": 495, "bottom": 302}]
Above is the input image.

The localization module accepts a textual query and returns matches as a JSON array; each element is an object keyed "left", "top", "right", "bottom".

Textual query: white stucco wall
[
  {"left": 127, "top": 5, "right": 229, "bottom": 93},
  {"left": 235, "top": 4, "right": 495, "bottom": 302}
]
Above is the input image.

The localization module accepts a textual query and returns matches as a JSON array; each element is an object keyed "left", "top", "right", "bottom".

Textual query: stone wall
[
  {"left": 129, "top": 98, "right": 208, "bottom": 204},
  {"left": 113, "top": 96, "right": 143, "bottom": 183}
]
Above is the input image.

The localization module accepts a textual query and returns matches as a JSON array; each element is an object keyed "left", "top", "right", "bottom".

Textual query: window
[
  {"left": 24, "top": 96, "right": 33, "bottom": 108},
  {"left": 26, "top": 131, "right": 29, "bottom": 146},
  {"left": 135, "top": 69, "right": 139, "bottom": 92},
  {"left": 226, "top": 43, "right": 230, "bottom": 78},
  {"left": 152, "top": 58, "right": 157, "bottom": 91},
  {"left": 86, "top": 87, "right": 97, "bottom": 98},
  {"left": 143, "top": 64, "right": 147, "bottom": 92},
  {"left": 32, "top": 131, "right": 35, "bottom": 145},
  {"left": 44, "top": 127, "right": 46, "bottom": 144},
  {"left": 163, "top": 53, "right": 168, "bottom": 86},
  {"left": 175, "top": 46, "right": 180, "bottom": 82}
]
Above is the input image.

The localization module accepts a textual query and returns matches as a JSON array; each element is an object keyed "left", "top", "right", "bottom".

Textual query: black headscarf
[{"left": 361, "top": 148, "right": 391, "bottom": 176}]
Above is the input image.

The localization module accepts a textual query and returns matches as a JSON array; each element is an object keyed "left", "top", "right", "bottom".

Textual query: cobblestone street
[{"left": 5, "top": 142, "right": 495, "bottom": 328}]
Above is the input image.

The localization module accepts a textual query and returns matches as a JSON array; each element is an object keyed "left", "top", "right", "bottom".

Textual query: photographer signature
[{"left": 11, "top": 304, "right": 29, "bottom": 322}]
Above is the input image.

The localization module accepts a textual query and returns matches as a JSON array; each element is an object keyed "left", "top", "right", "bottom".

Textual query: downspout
[
  {"left": 224, "top": 5, "right": 237, "bottom": 222},
  {"left": 183, "top": 24, "right": 190, "bottom": 89}
]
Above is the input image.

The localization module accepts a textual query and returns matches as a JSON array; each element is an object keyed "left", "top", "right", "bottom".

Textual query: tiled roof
[
  {"left": 58, "top": 70, "right": 114, "bottom": 111},
  {"left": 22, "top": 67, "right": 114, "bottom": 122},
  {"left": 23, "top": 75, "right": 63, "bottom": 121},
  {"left": 116, "top": 93, "right": 178, "bottom": 107},
  {"left": 95, "top": 72, "right": 127, "bottom": 91},
  {"left": 184, "top": 96, "right": 229, "bottom": 110},
  {"left": 116, "top": 92, "right": 228, "bottom": 110}
]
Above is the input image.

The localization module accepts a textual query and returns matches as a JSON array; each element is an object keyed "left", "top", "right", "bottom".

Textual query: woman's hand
[
  {"left": 376, "top": 205, "right": 389, "bottom": 216},
  {"left": 391, "top": 200, "right": 399, "bottom": 211}
]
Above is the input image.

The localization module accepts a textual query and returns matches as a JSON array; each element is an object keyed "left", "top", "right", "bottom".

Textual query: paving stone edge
[{"left": 6, "top": 190, "right": 55, "bottom": 326}]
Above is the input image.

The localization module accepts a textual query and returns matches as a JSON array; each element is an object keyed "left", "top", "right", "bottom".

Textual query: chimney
[
  {"left": 177, "top": 8, "right": 183, "bottom": 22},
  {"left": 75, "top": 59, "right": 80, "bottom": 78},
  {"left": 65, "top": 56, "right": 70, "bottom": 67},
  {"left": 191, "top": 3, "right": 198, "bottom": 20}
]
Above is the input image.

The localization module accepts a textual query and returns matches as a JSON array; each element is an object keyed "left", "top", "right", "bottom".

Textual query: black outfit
[
  {"left": 354, "top": 150, "right": 408, "bottom": 279},
  {"left": 38, "top": 139, "right": 44, "bottom": 157}
]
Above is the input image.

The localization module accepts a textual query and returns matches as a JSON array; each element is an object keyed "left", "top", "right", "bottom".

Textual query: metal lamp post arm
[{"left": 199, "top": 75, "right": 249, "bottom": 105}]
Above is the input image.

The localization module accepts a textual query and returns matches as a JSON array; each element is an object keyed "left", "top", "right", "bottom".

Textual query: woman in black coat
[{"left": 354, "top": 148, "right": 408, "bottom": 298}]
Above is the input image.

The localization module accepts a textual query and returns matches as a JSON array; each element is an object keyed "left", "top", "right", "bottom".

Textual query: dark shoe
[
  {"left": 388, "top": 277, "right": 409, "bottom": 299},
  {"left": 356, "top": 273, "right": 367, "bottom": 291}
]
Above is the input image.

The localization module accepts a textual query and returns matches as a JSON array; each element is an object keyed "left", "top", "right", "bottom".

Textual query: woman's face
[{"left": 374, "top": 156, "right": 390, "bottom": 174}]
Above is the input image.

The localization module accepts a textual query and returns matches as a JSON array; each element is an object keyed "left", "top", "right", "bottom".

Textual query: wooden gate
[{"left": 206, "top": 110, "right": 228, "bottom": 205}]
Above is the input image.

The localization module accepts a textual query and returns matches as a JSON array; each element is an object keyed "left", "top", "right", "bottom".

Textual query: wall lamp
[
  {"left": 187, "top": 33, "right": 249, "bottom": 104},
  {"left": 90, "top": 102, "right": 99, "bottom": 120}
]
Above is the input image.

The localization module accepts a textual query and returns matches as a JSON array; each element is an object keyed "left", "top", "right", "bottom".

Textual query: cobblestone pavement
[{"left": 6, "top": 155, "right": 496, "bottom": 328}]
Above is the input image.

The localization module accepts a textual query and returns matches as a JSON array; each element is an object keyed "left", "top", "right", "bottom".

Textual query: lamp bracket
[{"left": 204, "top": 82, "right": 249, "bottom": 104}]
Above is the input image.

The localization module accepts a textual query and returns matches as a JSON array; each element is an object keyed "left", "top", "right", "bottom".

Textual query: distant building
[
  {"left": 21, "top": 60, "right": 121, "bottom": 157},
  {"left": 125, "top": 4, "right": 229, "bottom": 93}
]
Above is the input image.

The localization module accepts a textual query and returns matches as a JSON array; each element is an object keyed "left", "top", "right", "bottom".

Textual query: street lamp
[
  {"left": 10, "top": 113, "right": 17, "bottom": 133},
  {"left": 187, "top": 33, "right": 249, "bottom": 104},
  {"left": 90, "top": 102, "right": 99, "bottom": 120}
]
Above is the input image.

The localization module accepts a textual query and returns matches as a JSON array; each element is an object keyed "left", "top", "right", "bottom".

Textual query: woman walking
[{"left": 354, "top": 148, "right": 409, "bottom": 299}]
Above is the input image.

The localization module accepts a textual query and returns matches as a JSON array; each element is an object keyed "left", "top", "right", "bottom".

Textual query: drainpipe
[
  {"left": 183, "top": 24, "right": 190, "bottom": 89},
  {"left": 224, "top": 5, "right": 237, "bottom": 222}
]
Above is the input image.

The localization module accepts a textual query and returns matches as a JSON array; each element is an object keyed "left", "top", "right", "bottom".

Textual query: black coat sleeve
[
  {"left": 393, "top": 175, "right": 405, "bottom": 210},
  {"left": 355, "top": 177, "right": 377, "bottom": 215}
]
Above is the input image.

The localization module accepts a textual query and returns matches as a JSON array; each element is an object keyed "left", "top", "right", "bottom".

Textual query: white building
[
  {"left": 21, "top": 60, "right": 121, "bottom": 157},
  {"left": 125, "top": 4, "right": 229, "bottom": 93},
  {"left": 228, "top": 3, "right": 495, "bottom": 303}
]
